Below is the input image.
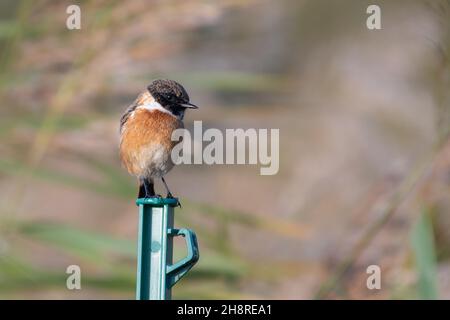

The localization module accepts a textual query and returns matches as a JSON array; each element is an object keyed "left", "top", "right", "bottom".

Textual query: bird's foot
[
  {"left": 145, "top": 194, "right": 162, "bottom": 199},
  {"left": 166, "top": 193, "right": 181, "bottom": 207}
]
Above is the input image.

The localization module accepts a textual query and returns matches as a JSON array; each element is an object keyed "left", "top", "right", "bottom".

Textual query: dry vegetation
[{"left": 0, "top": 0, "right": 449, "bottom": 299}]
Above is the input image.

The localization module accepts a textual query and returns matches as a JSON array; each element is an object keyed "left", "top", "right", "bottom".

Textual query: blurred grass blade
[
  {"left": 189, "top": 250, "right": 247, "bottom": 280},
  {"left": 19, "top": 222, "right": 135, "bottom": 263},
  {"left": 0, "top": 158, "right": 135, "bottom": 199},
  {"left": 0, "top": 253, "right": 135, "bottom": 293},
  {"left": 18, "top": 221, "right": 249, "bottom": 280},
  {"left": 187, "top": 201, "right": 310, "bottom": 239},
  {"left": 0, "top": 254, "right": 63, "bottom": 291},
  {"left": 411, "top": 210, "right": 438, "bottom": 300},
  {"left": 0, "top": 157, "right": 310, "bottom": 240}
]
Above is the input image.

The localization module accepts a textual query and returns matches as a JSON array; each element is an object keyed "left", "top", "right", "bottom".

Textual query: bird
[{"left": 119, "top": 79, "right": 198, "bottom": 201}]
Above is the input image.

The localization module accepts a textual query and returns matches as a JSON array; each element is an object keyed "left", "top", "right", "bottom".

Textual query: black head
[{"left": 147, "top": 79, "right": 197, "bottom": 118}]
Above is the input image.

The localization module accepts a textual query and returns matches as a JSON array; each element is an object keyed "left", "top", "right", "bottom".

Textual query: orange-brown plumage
[{"left": 119, "top": 107, "right": 183, "bottom": 177}]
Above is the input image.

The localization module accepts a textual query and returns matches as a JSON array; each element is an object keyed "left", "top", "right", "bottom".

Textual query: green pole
[{"left": 136, "top": 197, "right": 199, "bottom": 300}]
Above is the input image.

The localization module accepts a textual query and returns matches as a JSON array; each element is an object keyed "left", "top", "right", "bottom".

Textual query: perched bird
[{"left": 119, "top": 79, "right": 198, "bottom": 199}]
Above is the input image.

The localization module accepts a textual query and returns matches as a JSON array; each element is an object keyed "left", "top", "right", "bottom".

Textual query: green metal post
[{"left": 136, "top": 197, "right": 199, "bottom": 300}]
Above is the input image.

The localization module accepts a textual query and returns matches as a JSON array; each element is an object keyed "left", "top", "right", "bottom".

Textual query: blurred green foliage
[
  {"left": 411, "top": 210, "right": 438, "bottom": 300},
  {"left": 0, "top": 0, "right": 449, "bottom": 300}
]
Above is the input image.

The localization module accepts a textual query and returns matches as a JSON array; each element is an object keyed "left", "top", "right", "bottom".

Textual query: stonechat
[{"left": 119, "top": 79, "right": 198, "bottom": 199}]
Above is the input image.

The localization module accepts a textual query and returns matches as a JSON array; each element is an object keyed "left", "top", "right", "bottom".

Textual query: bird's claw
[
  {"left": 145, "top": 194, "right": 162, "bottom": 199},
  {"left": 166, "top": 193, "right": 181, "bottom": 207}
]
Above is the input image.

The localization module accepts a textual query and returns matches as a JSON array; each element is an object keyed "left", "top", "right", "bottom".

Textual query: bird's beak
[{"left": 180, "top": 102, "right": 198, "bottom": 109}]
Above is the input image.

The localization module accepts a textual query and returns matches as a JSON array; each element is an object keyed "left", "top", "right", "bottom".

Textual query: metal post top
[{"left": 136, "top": 197, "right": 179, "bottom": 207}]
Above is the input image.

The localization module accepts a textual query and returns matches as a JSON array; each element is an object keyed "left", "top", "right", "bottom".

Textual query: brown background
[{"left": 0, "top": 0, "right": 449, "bottom": 299}]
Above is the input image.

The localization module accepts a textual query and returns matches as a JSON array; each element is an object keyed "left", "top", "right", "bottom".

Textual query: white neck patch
[
  {"left": 139, "top": 100, "right": 176, "bottom": 118},
  {"left": 141, "top": 100, "right": 168, "bottom": 113},
  {"left": 135, "top": 92, "right": 185, "bottom": 120}
]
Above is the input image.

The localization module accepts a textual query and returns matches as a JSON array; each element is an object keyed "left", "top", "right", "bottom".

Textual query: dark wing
[{"left": 120, "top": 101, "right": 138, "bottom": 134}]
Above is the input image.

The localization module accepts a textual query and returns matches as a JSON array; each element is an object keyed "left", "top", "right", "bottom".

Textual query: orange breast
[{"left": 119, "top": 109, "right": 183, "bottom": 176}]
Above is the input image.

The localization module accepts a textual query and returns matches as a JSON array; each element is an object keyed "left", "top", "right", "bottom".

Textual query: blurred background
[{"left": 0, "top": 0, "right": 449, "bottom": 299}]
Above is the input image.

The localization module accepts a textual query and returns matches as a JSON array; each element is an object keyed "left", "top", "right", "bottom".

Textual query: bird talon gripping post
[{"left": 135, "top": 197, "right": 199, "bottom": 300}]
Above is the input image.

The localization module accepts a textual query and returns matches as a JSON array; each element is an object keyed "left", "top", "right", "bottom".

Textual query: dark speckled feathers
[
  {"left": 147, "top": 79, "right": 190, "bottom": 106},
  {"left": 120, "top": 91, "right": 154, "bottom": 134},
  {"left": 120, "top": 102, "right": 138, "bottom": 134}
]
